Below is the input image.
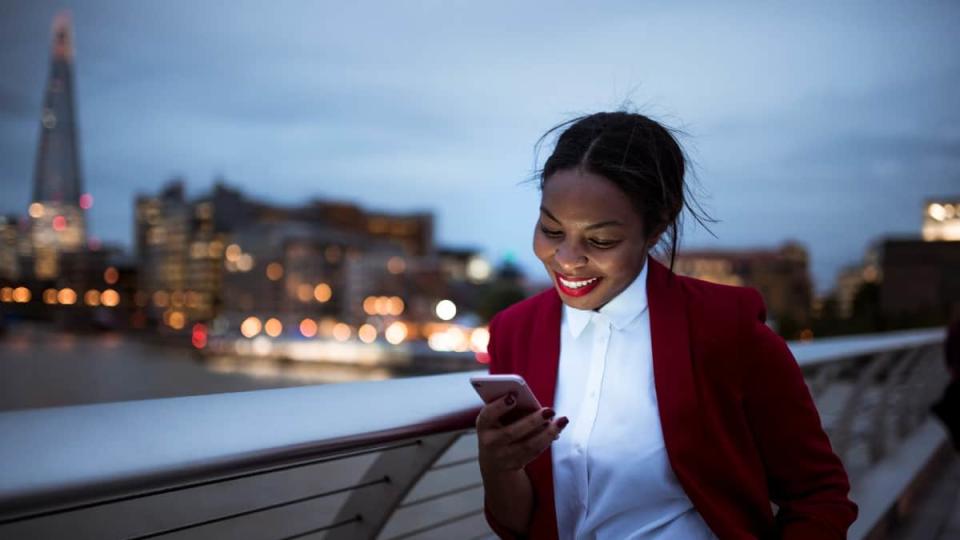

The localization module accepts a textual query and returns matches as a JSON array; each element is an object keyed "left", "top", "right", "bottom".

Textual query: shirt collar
[{"left": 564, "top": 258, "right": 649, "bottom": 338}]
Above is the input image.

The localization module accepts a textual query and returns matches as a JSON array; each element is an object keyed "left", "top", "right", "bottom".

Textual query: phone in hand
[{"left": 470, "top": 374, "right": 542, "bottom": 425}]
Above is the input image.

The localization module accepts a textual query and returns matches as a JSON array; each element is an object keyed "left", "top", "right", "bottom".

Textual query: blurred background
[{"left": 1, "top": 1, "right": 958, "bottom": 411}]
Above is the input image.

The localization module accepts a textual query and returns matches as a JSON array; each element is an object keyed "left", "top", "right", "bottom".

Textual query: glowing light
[
  {"left": 363, "top": 296, "right": 377, "bottom": 315},
  {"left": 799, "top": 329, "right": 814, "bottom": 342},
  {"left": 300, "top": 318, "right": 318, "bottom": 337},
  {"left": 358, "top": 324, "right": 377, "bottom": 343},
  {"left": 318, "top": 318, "right": 337, "bottom": 337},
  {"left": 435, "top": 299, "right": 457, "bottom": 321},
  {"left": 387, "top": 296, "right": 405, "bottom": 316},
  {"left": 375, "top": 296, "right": 389, "bottom": 315},
  {"left": 191, "top": 323, "right": 207, "bottom": 349},
  {"left": 43, "top": 288, "right": 58, "bottom": 304},
  {"left": 171, "top": 291, "right": 185, "bottom": 307},
  {"left": 387, "top": 256, "right": 406, "bottom": 274},
  {"left": 264, "top": 317, "right": 283, "bottom": 337},
  {"left": 240, "top": 316, "right": 262, "bottom": 338},
  {"left": 428, "top": 325, "right": 469, "bottom": 352},
  {"left": 296, "top": 284, "right": 313, "bottom": 303},
  {"left": 332, "top": 323, "right": 352, "bottom": 342},
  {"left": 12, "top": 287, "right": 31, "bottom": 303},
  {"left": 225, "top": 244, "right": 242, "bottom": 262},
  {"left": 237, "top": 254, "right": 254, "bottom": 272},
  {"left": 79, "top": 193, "right": 94, "bottom": 209},
  {"left": 470, "top": 327, "right": 490, "bottom": 353},
  {"left": 84, "top": 290, "right": 101, "bottom": 306},
  {"left": 467, "top": 257, "right": 493, "bottom": 282},
  {"left": 313, "top": 283, "right": 332, "bottom": 303},
  {"left": 168, "top": 311, "right": 186, "bottom": 330},
  {"left": 57, "top": 288, "right": 77, "bottom": 305},
  {"left": 266, "top": 262, "right": 284, "bottom": 281},
  {"left": 28, "top": 202, "right": 44, "bottom": 218},
  {"left": 153, "top": 290, "right": 169, "bottom": 307},
  {"left": 385, "top": 322, "right": 408, "bottom": 345},
  {"left": 52, "top": 215, "right": 67, "bottom": 231},
  {"left": 101, "top": 289, "right": 120, "bottom": 307},
  {"left": 251, "top": 336, "right": 273, "bottom": 355},
  {"left": 928, "top": 203, "right": 947, "bottom": 221},
  {"left": 0, "top": 287, "right": 11, "bottom": 302},
  {"left": 103, "top": 266, "right": 119, "bottom": 284}
]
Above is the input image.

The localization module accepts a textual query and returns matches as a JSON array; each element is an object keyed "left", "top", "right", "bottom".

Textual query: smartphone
[{"left": 470, "top": 374, "right": 542, "bottom": 425}]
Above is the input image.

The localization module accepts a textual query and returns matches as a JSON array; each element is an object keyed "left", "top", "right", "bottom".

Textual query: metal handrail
[
  {"left": 0, "top": 372, "right": 482, "bottom": 523},
  {"left": 0, "top": 326, "right": 948, "bottom": 539}
]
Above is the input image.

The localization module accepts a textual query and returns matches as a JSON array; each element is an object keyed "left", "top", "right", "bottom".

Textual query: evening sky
[{"left": 1, "top": 1, "right": 958, "bottom": 292}]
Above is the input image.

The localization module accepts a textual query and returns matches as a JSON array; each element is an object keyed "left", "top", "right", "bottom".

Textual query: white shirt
[{"left": 551, "top": 261, "right": 716, "bottom": 539}]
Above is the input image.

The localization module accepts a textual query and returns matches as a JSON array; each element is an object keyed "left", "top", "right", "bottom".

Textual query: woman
[{"left": 476, "top": 112, "right": 857, "bottom": 539}]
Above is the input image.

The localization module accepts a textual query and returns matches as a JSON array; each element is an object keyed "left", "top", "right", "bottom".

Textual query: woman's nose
[{"left": 554, "top": 243, "right": 587, "bottom": 271}]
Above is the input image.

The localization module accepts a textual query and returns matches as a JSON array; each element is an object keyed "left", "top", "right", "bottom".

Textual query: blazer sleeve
[
  {"left": 740, "top": 290, "right": 858, "bottom": 539},
  {"left": 482, "top": 313, "right": 529, "bottom": 540}
]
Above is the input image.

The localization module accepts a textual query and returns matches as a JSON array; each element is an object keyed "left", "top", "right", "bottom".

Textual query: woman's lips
[{"left": 554, "top": 273, "right": 602, "bottom": 297}]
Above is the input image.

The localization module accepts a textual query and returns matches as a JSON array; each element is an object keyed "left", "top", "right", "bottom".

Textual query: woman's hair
[{"left": 537, "top": 111, "right": 711, "bottom": 270}]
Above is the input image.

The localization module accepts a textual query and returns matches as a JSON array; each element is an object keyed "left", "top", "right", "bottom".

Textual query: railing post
[
  {"left": 831, "top": 351, "right": 897, "bottom": 460},
  {"left": 325, "top": 431, "right": 463, "bottom": 540}
]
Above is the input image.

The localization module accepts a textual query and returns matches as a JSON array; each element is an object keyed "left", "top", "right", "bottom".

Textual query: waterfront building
[
  {"left": 28, "top": 13, "right": 89, "bottom": 280},
  {"left": 922, "top": 197, "right": 960, "bottom": 241},
  {"left": 673, "top": 242, "right": 813, "bottom": 332},
  {"left": 879, "top": 238, "right": 960, "bottom": 323},
  {"left": 0, "top": 216, "right": 23, "bottom": 282},
  {"left": 136, "top": 180, "right": 450, "bottom": 335}
]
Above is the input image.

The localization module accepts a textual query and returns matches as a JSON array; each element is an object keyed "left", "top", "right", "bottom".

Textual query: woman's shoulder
[
  {"left": 489, "top": 288, "right": 560, "bottom": 334},
  {"left": 672, "top": 272, "right": 767, "bottom": 324}
]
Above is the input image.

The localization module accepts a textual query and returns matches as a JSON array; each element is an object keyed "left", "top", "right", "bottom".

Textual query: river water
[{"left": 0, "top": 322, "right": 415, "bottom": 412}]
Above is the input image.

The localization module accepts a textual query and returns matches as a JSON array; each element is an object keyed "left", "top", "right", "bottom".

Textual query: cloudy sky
[{"left": 1, "top": 1, "right": 958, "bottom": 292}]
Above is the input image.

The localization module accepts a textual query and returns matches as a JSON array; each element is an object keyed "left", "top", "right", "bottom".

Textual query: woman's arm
[{"left": 741, "top": 304, "right": 858, "bottom": 539}]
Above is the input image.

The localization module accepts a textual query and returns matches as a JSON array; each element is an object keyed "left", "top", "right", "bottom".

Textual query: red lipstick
[{"left": 554, "top": 273, "right": 602, "bottom": 297}]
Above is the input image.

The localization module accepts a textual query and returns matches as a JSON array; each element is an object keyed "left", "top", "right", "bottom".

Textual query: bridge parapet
[{"left": 0, "top": 328, "right": 948, "bottom": 539}]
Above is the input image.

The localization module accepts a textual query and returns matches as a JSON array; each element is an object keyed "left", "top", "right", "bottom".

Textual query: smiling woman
[{"left": 475, "top": 112, "right": 857, "bottom": 539}]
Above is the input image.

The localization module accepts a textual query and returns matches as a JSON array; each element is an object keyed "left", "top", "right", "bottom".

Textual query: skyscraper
[{"left": 29, "top": 12, "right": 87, "bottom": 279}]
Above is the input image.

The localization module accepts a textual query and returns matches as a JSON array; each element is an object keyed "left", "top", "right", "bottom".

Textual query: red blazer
[{"left": 484, "top": 259, "right": 857, "bottom": 539}]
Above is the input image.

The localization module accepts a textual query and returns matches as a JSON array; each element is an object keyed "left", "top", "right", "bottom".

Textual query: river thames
[{"left": 0, "top": 322, "right": 433, "bottom": 412}]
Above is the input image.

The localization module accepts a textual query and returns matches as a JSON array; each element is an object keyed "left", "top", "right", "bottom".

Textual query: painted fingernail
[
  {"left": 542, "top": 409, "right": 555, "bottom": 420},
  {"left": 504, "top": 393, "right": 516, "bottom": 407},
  {"left": 557, "top": 417, "right": 569, "bottom": 429}
]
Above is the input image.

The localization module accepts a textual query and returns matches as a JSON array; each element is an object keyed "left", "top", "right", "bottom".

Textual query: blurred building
[
  {"left": 136, "top": 179, "right": 463, "bottom": 336},
  {"left": 0, "top": 216, "right": 23, "bottom": 281},
  {"left": 673, "top": 242, "right": 813, "bottom": 330},
  {"left": 922, "top": 197, "right": 960, "bottom": 241},
  {"left": 28, "top": 13, "right": 89, "bottom": 280},
  {"left": 879, "top": 239, "right": 960, "bottom": 322},
  {"left": 832, "top": 245, "right": 882, "bottom": 319}
]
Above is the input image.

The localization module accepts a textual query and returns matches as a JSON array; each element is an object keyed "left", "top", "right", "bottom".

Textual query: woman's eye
[
  {"left": 590, "top": 239, "right": 619, "bottom": 249},
  {"left": 539, "top": 226, "right": 562, "bottom": 237}
]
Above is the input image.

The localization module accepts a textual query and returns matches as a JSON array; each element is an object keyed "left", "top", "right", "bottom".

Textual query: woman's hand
[{"left": 476, "top": 393, "right": 569, "bottom": 474}]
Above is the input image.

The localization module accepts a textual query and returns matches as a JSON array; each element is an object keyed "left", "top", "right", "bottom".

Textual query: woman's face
[{"left": 533, "top": 168, "right": 651, "bottom": 311}]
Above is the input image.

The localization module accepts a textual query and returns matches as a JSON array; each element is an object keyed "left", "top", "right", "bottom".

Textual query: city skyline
[{"left": 1, "top": 2, "right": 959, "bottom": 292}]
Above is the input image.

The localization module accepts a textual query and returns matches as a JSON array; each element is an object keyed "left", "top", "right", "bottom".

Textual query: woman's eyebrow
[{"left": 539, "top": 206, "right": 624, "bottom": 230}]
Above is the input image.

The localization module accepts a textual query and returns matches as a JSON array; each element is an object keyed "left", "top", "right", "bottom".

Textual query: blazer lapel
[
  {"left": 647, "top": 259, "right": 702, "bottom": 480},
  {"left": 526, "top": 290, "right": 562, "bottom": 408}
]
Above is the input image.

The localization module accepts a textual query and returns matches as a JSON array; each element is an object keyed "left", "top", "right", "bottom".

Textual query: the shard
[{"left": 30, "top": 11, "right": 87, "bottom": 278}]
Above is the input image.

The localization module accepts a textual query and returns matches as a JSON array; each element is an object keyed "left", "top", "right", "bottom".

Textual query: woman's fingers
[
  {"left": 475, "top": 392, "right": 516, "bottom": 430},
  {"left": 504, "top": 416, "right": 569, "bottom": 467},
  {"left": 502, "top": 407, "right": 556, "bottom": 443}
]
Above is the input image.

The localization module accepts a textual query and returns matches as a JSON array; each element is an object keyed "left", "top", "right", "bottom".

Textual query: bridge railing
[{"left": 0, "top": 327, "right": 948, "bottom": 540}]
